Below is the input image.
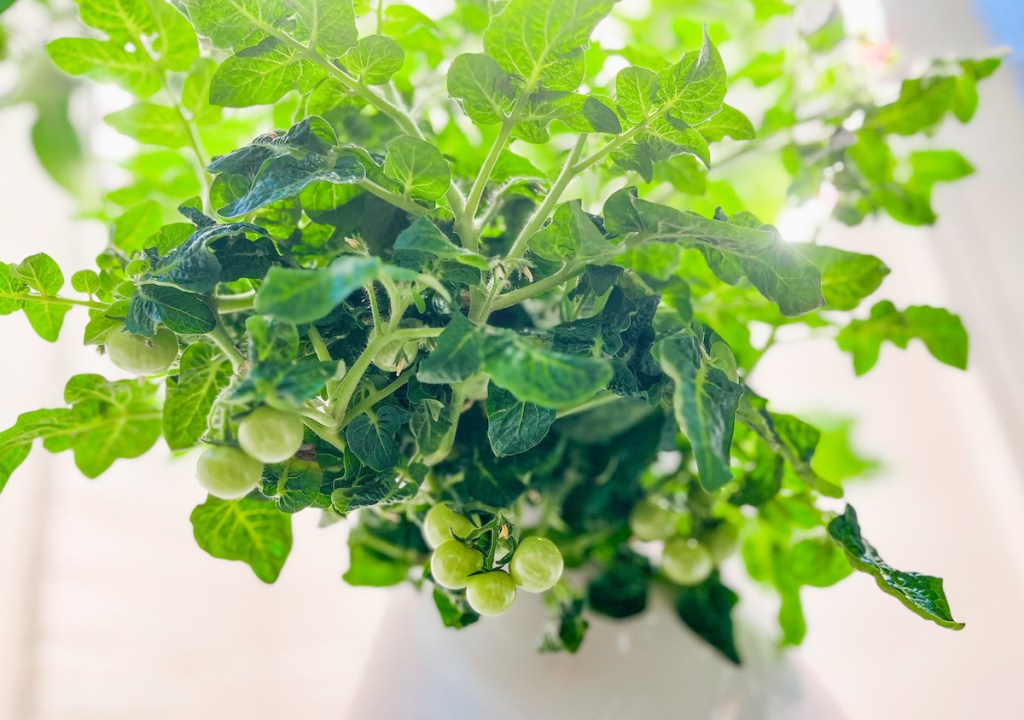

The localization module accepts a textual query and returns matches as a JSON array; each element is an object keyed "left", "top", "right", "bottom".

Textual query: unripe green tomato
[
  {"left": 105, "top": 327, "right": 179, "bottom": 376},
  {"left": 509, "top": 536, "right": 564, "bottom": 593},
  {"left": 466, "top": 571, "right": 517, "bottom": 616},
  {"left": 430, "top": 539, "right": 484, "bottom": 590},
  {"left": 423, "top": 503, "right": 475, "bottom": 548},
  {"left": 237, "top": 406, "right": 305, "bottom": 464},
  {"left": 369, "top": 320, "right": 423, "bottom": 372},
  {"left": 662, "top": 537, "right": 713, "bottom": 586},
  {"left": 630, "top": 498, "right": 677, "bottom": 541},
  {"left": 704, "top": 523, "right": 740, "bottom": 564},
  {"left": 196, "top": 446, "right": 263, "bottom": 500}
]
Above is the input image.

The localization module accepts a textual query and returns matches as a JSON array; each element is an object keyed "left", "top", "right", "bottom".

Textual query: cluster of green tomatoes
[
  {"left": 424, "top": 504, "right": 565, "bottom": 616},
  {"left": 630, "top": 497, "right": 740, "bottom": 585},
  {"left": 104, "top": 327, "right": 305, "bottom": 497}
]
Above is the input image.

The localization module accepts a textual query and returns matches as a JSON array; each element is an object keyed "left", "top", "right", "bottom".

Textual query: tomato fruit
[
  {"left": 704, "top": 523, "right": 740, "bottom": 563},
  {"left": 430, "top": 539, "right": 484, "bottom": 590},
  {"left": 661, "top": 537, "right": 713, "bottom": 586},
  {"left": 238, "top": 406, "right": 305, "bottom": 464},
  {"left": 509, "top": 536, "right": 563, "bottom": 593},
  {"left": 196, "top": 446, "right": 263, "bottom": 500},
  {"left": 105, "top": 326, "right": 178, "bottom": 376},
  {"left": 423, "top": 503, "right": 475, "bottom": 548},
  {"left": 629, "top": 498, "right": 678, "bottom": 541},
  {"left": 369, "top": 320, "right": 423, "bottom": 372},
  {"left": 466, "top": 571, "right": 517, "bottom": 616}
]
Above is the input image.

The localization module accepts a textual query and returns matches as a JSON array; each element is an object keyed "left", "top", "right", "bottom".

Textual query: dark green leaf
[
  {"left": 676, "top": 572, "right": 741, "bottom": 664},
  {"left": 486, "top": 384, "right": 556, "bottom": 457},
  {"left": 262, "top": 458, "right": 323, "bottom": 513},
  {"left": 254, "top": 256, "right": 381, "bottom": 324},
  {"left": 417, "top": 313, "right": 486, "bottom": 384},
  {"left": 127, "top": 284, "right": 217, "bottom": 336},
  {"left": 345, "top": 406, "right": 407, "bottom": 470},
  {"left": 394, "top": 217, "right": 489, "bottom": 270}
]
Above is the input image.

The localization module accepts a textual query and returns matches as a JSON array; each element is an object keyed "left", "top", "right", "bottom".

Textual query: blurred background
[{"left": 1, "top": 0, "right": 1022, "bottom": 718}]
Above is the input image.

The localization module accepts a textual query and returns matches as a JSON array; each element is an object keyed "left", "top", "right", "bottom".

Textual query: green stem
[
  {"left": 303, "top": 417, "right": 345, "bottom": 452},
  {"left": 488, "top": 262, "right": 585, "bottom": 312},
  {"left": 341, "top": 372, "right": 412, "bottom": 428},
  {"left": 0, "top": 293, "right": 108, "bottom": 311},
  {"left": 366, "top": 285, "right": 384, "bottom": 333},
  {"left": 208, "top": 322, "right": 245, "bottom": 368},
  {"left": 215, "top": 292, "right": 256, "bottom": 313},
  {"left": 358, "top": 179, "right": 429, "bottom": 215},
  {"left": 308, "top": 326, "right": 332, "bottom": 361},
  {"left": 555, "top": 392, "right": 620, "bottom": 419}
]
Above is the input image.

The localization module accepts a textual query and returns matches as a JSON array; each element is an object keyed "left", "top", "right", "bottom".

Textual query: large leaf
[
  {"left": 211, "top": 39, "right": 326, "bottom": 108},
  {"left": 394, "top": 217, "right": 489, "bottom": 270},
  {"left": 290, "top": 0, "right": 358, "bottom": 56},
  {"left": 828, "top": 505, "right": 964, "bottom": 630},
  {"left": 345, "top": 406, "right": 407, "bottom": 471},
  {"left": 164, "top": 344, "right": 232, "bottom": 450},
  {"left": 254, "top": 256, "right": 383, "bottom": 324},
  {"left": 652, "top": 327, "right": 743, "bottom": 491},
  {"left": 528, "top": 200, "right": 610, "bottom": 262},
  {"left": 485, "top": 384, "right": 556, "bottom": 457},
  {"left": 604, "top": 187, "right": 823, "bottom": 317},
  {"left": 795, "top": 244, "right": 889, "bottom": 311},
  {"left": 190, "top": 496, "right": 293, "bottom": 583},
  {"left": 482, "top": 0, "right": 617, "bottom": 92},
  {"left": 383, "top": 135, "right": 451, "bottom": 201},
  {"left": 676, "top": 572, "right": 741, "bottom": 664},
  {"left": 180, "top": 0, "right": 285, "bottom": 51},
  {"left": 262, "top": 458, "right": 323, "bottom": 514},
  {"left": 482, "top": 331, "right": 614, "bottom": 409},
  {"left": 0, "top": 374, "right": 162, "bottom": 491},
  {"left": 447, "top": 53, "right": 517, "bottom": 124},
  {"left": 104, "top": 103, "right": 190, "bottom": 148},
  {"left": 417, "top": 313, "right": 487, "bottom": 384},
  {"left": 836, "top": 301, "right": 968, "bottom": 375},
  {"left": 127, "top": 284, "right": 218, "bottom": 336}
]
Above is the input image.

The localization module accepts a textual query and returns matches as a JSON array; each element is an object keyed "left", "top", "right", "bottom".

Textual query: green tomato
[
  {"left": 196, "top": 446, "right": 263, "bottom": 500},
  {"left": 105, "top": 326, "right": 178, "bottom": 376},
  {"left": 423, "top": 503, "right": 475, "bottom": 549},
  {"left": 661, "top": 537, "right": 713, "bottom": 586},
  {"left": 369, "top": 320, "right": 423, "bottom": 372},
  {"left": 466, "top": 571, "right": 517, "bottom": 616},
  {"left": 238, "top": 406, "right": 305, "bottom": 464},
  {"left": 704, "top": 523, "right": 740, "bottom": 564},
  {"left": 509, "top": 536, "right": 564, "bottom": 593},
  {"left": 629, "top": 498, "right": 678, "bottom": 541},
  {"left": 430, "top": 539, "right": 484, "bottom": 590}
]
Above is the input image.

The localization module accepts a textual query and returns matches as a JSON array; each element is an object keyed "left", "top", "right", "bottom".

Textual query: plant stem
[
  {"left": 366, "top": 285, "right": 383, "bottom": 333},
  {"left": 215, "top": 292, "right": 256, "bottom": 313},
  {"left": 358, "top": 179, "right": 429, "bottom": 215},
  {"left": 555, "top": 392, "right": 620, "bottom": 419},
  {"left": 303, "top": 417, "right": 345, "bottom": 452},
  {"left": 341, "top": 372, "right": 412, "bottom": 428},
  {"left": 308, "top": 326, "right": 332, "bottom": 361},
  {"left": 208, "top": 322, "right": 245, "bottom": 368},
  {"left": 488, "top": 262, "right": 586, "bottom": 312},
  {"left": 0, "top": 292, "right": 108, "bottom": 311}
]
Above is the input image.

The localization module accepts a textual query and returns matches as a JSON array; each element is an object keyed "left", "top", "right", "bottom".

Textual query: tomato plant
[{"left": 0, "top": 0, "right": 989, "bottom": 660}]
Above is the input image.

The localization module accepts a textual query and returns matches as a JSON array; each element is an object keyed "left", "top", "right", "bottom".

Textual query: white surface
[{"left": 1, "top": 1, "right": 1023, "bottom": 719}]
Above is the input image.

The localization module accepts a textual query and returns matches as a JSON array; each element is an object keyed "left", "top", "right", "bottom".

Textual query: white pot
[{"left": 345, "top": 587, "right": 844, "bottom": 720}]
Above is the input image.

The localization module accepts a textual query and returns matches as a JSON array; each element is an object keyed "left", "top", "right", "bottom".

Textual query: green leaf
[
  {"left": 697, "top": 104, "right": 756, "bottom": 141},
  {"left": 434, "top": 587, "right": 481, "bottom": 629},
  {"left": 417, "top": 313, "right": 486, "bottom": 384},
  {"left": 482, "top": 331, "right": 614, "bottom": 409},
  {"left": 0, "top": 374, "right": 162, "bottom": 491},
  {"left": 71, "top": 270, "right": 101, "bottom": 295},
  {"left": 344, "top": 543, "right": 409, "bottom": 586},
  {"left": 10, "top": 254, "right": 69, "bottom": 342},
  {"left": 179, "top": 0, "right": 284, "bottom": 51},
  {"left": 164, "top": 344, "right": 232, "bottom": 450},
  {"left": 828, "top": 505, "right": 964, "bottom": 630},
  {"left": 676, "top": 572, "right": 741, "bottom": 664},
  {"left": 528, "top": 200, "right": 609, "bottom": 262},
  {"left": 447, "top": 52, "right": 516, "bottom": 124},
  {"left": 836, "top": 300, "right": 968, "bottom": 375},
  {"left": 181, "top": 58, "right": 222, "bottom": 124},
  {"left": 615, "top": 66, "right": 659, "bottom": 124},
  {"left": 112, "top": 200, "right": 164, "bottom": 253},
  {"left": 485, "top": 384, "right": 556, "bottom": 457},
  {"left": 75, "top": 0, "right": 198, "bottom": 71},
  {"left": 483, "top": 0, "right": 617, "bottom": 92},
  {"left": 794, "top": 244, "right": 889, "bottom": 311},
  {"left": 588, "top": 554, "right": 649, "bottom": 618},
  {"left": 262, "top": 458, "right": 323, "bottom": 513},
  {"left": 290, "top": 0, "right": 358, "bottom": 56},
  {"left": 331, "top": 472, "right": 418, "bottom": 513},
  {"left": 47, "top": 38, "right": 160, "bottom": 97},
  {"left": 656, "top": 28, "right": 727, "bottom": 125},
  {"left": 104, "top": 103, "right": 190, "bottom": 148},
  {"left": 604, "top": 188, "right": 823, "bottom": 317},
  {"left": 867, "top": 76, "right": 957, "bottom": 136},
  {"left": 127, "top": 284, "right": 217, "bottom": 336},
  {"left": 343, "top": 35, "right": 404, "bottom": 85},
  {"left": 345, "top": 406, "right": 407, "bottom": 470},
  {"left": 394, "top": 217, "right": 489, "bottom": 270},
  {"left": 652, "top": 327, "right": 743, "bottom": 491},
  {"left": 0, "top": 0, "right": 18, "bottom": 15},
  {"left": 383, "top": 135, "right": 451, "bottom": 201},
  {"left": 410, "top": 398, "right": 452, "bottom": 457},
  {"left": 190, "top": 496, "right": 293, "bottom": 583},
  {"left": 211, "top": 40, "right": 326, "bottom": 108},
  {"left": 458, "top": 448, "right": 527, "bottom": 507},
  {"left": 254, "top": 255, "right": 382, "bottom": 324}
]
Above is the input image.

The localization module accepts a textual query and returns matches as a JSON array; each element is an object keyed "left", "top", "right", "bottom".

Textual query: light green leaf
[
  {"left": 75, "top": 0, "right": 198, "bottom": 71},
  {"left": 254, "top": 256, "right": 380, "bottom": 324},
  {"left": 181, "top": 58, "right": 222, "bottom": 124},
  {"left": 485, "top": 384, "right": 555, "bottom": 457},
  {"left": 417, "top": 313, "right": 486, "bottom": 384},
  {"left": 71, "top": 270, "right": 101, "bottom": 296},
  {"left": 179, "top": 0, "right": 284, "bottom": 51},
  {"left": 447, "top": 52, "right": 516, "bottom": 124},
  {"left": 0, "top": 374, "right": 162, "bottom": 491},
  {"left": 13, "top": 254, "right": 69, "bottom": 342},
  {"left": 867, "top": 76, "right": 957, "bottom": 136},
  {"left": 112, "top": 200, "right": 164, "bottom": 253},
  {"left": 483, "top": 0, "right": 617, "bottom": 92},
  {"left": 394, "top": 217, "right": 489, "bottom": 270},
  {"left": 482, "top": 331, "right": 613, "bottom": 409},
  {"left": 656, "top": 29, "right": 727, "bottom": 125},
  {"left": 262, "top": 458, "right": 323, "bottom": 514},
  {"left": 13, "top": 253, "right": 64, "bottom": 296},
  {"left": 529, "top": 200, "right": 609, "bottom": 262},
  {"left": 697, "top": 104, "right": 756, "bottom": 141},
  {"left": 164, "top": 344, "right": 232, "bottom": 450},
  {"left": 615, "top": 66, "right": 659, "bottom": 124},
  {"left": 653, "top": 328, "right": 743, "bottom": 491},
  {"left": 836, "top": 300, "right": 968, "bottom": 375},
  {"left": 829, "top": 505, "right": 964, "bottom": 630},
  {"left": 211, "top": 40, "right": 326, "bottom": 108},
  {"left": 104, "top": 103, "right": 190, "bottom": 148},
  {"left": 47, "top": 38, "right": 160, "bottom": 97},
  {"left": 383, "top": 135, "right": 451, "bottom": 201},
  {"left": 190, "top": 496, "right": 293, "bottom": 583},
  {"left": 290, "top": 0, "right": 358, "bottom": 55},
  {"left": 794, "top": 244, "right": 889, "bottom": 311},
  {"left": 343, "top": 35, "right": 404, "bottom": 85}
]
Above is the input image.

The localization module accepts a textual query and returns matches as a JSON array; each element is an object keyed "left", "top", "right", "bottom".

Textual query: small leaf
[
  {"left": 697, "top": 104, "right": 756, "bottom": 141},
  {"left": 795, "top": 244, "right": 889, "bottom": 311},
  {"left": 394, "top": 217, "right": 489, "bottom": 270},
  {"left": 345, "top": 406, "right": 407, "bottom": 470},
  {"left": 676, "top": 572, "right": 741, "bottom": 664},
  {"left": 343, "top": 35, "right": 404, "bottom": 85},
  {"left": 190, "top": 496, "right": 293, "bottom": 583},
  {"left": 828, "top": 505, "right": 964, "bottom": 630},
  {"left": 486, "top": 384, "right": 556, "bottom": 457},
  {"left": 262, "top": 458, "right": 323, "bottom": 513},
  {"left": 290, "top": 0, "right": 358, "bottom": 56},
  {"left": 867, "top": 75, "right": 957, "bottom": 136},
  {"left": 254, "top": 256, "right": 381, "bottom": 324},
  {"left": 529, "top": 201, "right": 609, "bottom": 262},
  {"left": 417, "top": 313, "right": 486, "bottom": 384},
  {"left": 383, "top": 135, "right": 451, "bottom": 201},
  {"left": 447, "top": 52, "right": 516, "bottom": 124}
]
